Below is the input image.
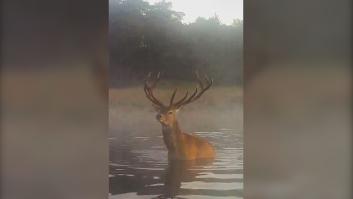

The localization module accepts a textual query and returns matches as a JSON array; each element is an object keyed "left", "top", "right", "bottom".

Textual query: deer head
[{"left": 144, "top": 72, "right": 213, "bottom": 127}]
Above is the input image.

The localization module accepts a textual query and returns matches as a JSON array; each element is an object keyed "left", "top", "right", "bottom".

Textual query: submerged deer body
[{"left": 144, "top": 72, "right": 215, "bottom": 160}]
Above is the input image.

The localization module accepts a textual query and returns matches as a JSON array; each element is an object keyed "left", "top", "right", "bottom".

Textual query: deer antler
[
  {"left": 144, "top": 71, "right": 213, "bottom": 109},
  {"left": 173, "top": 71, "right": 213, "bottom": 108},
  {"left": 144, "top": 72, "right": 166, "bottom": 108}
]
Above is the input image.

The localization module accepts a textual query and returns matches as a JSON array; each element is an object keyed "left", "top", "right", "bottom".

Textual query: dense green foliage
[{"left": 110, "top": 0, "right": 242, "bottom": 87}]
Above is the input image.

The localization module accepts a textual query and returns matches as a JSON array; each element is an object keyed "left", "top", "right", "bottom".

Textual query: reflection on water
[{"left": 109, "top": 130, "right": 243, "bottom": 199}]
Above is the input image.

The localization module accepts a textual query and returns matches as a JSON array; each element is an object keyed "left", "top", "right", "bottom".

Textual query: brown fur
[
  {"left": 157, "top": 109, "right": 215, "bottom": 160},
  {"left": 144, "top": 72, "right": 215, "bottom": 160}
]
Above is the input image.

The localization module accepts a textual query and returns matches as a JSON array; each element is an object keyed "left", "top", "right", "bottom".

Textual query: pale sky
[{"left": 146, "top": 0, "right": 243, "bottom": 25}]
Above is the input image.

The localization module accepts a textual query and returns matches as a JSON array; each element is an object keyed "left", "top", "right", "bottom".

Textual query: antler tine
[
  {"left": 172, "top": 91, "right": 189, "bottom": 107},
  {"left": 175, "top": 87, "right": 198, "bottom": 107},
  {"left": 144, "top": 72, "right": 166, "bottom": 108},
  {"left": 148, "top": 72, "right": 161, "bottom": 88},
  {"left": 144, "top": 84, "right": 163, "bottom": 107},
  {"left": 203, "top": 73, "right": 210, "bottom": 83},
  {"left": 145, "top": 88, "right": 165, "bottom": 107},
  {"left": 169, "top": 88, "right": 177, "bottom": 106},
  {"left": 175, "top": 72, "right": 213, "bottom": 108},
  {"left": 195, "top": 70, "right": 204, "bottom": 89}
]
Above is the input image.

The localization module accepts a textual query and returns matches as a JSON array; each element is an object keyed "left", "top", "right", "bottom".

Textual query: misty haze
[{"left": 109, "top": 0, "right": 243, "bottom": 198}]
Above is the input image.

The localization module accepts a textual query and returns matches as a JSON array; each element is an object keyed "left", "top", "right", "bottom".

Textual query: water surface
[{"left": 109, "top": 129, "right": 243, "bottom": 199}]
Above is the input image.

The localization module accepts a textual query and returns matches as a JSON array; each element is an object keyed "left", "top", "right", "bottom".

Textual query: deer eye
[{"left": 168, "top": 111, "right": 173, "bottom": 114}]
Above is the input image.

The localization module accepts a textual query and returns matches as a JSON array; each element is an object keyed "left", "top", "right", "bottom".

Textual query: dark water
[{"left": 109, "top": 129, "right": 243, "bottom": 199}]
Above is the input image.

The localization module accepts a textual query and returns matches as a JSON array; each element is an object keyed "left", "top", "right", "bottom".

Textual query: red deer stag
[{"left": 144, "top": 72, "right": 215, "bottom": 160}]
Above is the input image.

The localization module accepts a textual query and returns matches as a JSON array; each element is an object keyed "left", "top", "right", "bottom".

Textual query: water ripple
[{"left": 109, "top": 130, "right": 243, "bottom": 198}]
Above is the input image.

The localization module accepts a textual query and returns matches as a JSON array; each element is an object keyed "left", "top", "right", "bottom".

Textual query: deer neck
[{"left": 162, "top": 120, "right": 183, "bottom": 152}]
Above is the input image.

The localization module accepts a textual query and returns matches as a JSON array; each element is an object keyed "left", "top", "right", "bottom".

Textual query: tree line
[{"left": 110, "top": 0, "right": 243, "bottom": 87}]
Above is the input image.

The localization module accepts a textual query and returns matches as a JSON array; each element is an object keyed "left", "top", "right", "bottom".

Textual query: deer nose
[{"left": 156, "top": 114, "right": 162, "bottom": 120}]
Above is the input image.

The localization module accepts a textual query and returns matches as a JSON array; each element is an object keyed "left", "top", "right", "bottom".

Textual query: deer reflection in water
[
  {"left": 155, "top": 159, "right": 214, "bottom": 199},
  {"left": 109, "top": 158, "right": 214, "bottom": 198}
]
